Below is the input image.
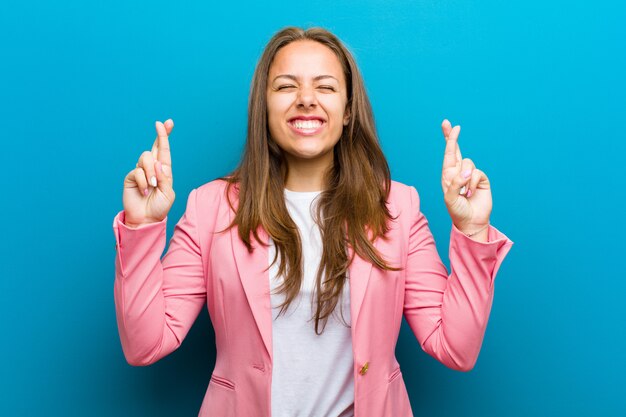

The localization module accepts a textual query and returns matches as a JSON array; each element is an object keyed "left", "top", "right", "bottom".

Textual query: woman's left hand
[{"left": 440, "top": 119, "right": 492, "bottom": 234}]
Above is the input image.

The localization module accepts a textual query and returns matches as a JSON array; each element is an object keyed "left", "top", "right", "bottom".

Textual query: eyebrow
[{"left": 272, "top": 74, "right": 339, "bottom": 83}]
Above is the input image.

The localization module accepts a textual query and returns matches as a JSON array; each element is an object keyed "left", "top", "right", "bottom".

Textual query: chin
[
  {"left": 288, "top": 147, "right": 332, "bottom": 160},
  {"left": 292, "top": 151, "right": 325, "bottom": 160}
]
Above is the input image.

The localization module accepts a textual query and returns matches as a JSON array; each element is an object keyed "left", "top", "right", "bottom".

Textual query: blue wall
[{"left": 2, "top": 0, "right": 624, "bottom": 415}]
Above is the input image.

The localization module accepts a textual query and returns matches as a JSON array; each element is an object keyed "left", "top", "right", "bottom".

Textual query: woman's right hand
[{"left": 122, "top": 120, "right": 175, "bottom": 228}]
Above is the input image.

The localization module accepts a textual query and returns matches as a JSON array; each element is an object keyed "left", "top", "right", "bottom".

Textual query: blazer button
[{"left": 359, "top": 362, "right": 369, "bottom": 375}]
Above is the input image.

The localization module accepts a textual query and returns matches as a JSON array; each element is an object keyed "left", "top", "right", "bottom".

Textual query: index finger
[
  {"left": 151, "top": 119, "right": 174, "bottom": 166},
  {"left": 442, "top": 122, "right": 462, "bottom": 169}
]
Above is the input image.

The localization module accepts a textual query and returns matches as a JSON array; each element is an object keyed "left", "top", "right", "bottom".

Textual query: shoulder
[
  {"left": 185, "top": 178, "right": 236, "bottom": 234},
  {"left": 196, "top": 177, "right": 231, "bottom": 195},
  {"left": 389, "top": 179, "right": 419, "bottom": 207},
  {"left": 191, "top": 177, "right": 236, "bottom": 209},
  {"left": 383, "top": 181, "right": 423, "bottom": 243}
]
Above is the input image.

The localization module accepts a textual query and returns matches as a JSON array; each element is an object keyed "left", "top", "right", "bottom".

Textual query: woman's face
[{"left": 267, "top": 40, "right": 350, "bottom": 169}]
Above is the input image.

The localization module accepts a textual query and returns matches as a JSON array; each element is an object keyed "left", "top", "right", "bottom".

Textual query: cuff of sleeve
[
  {"left": 451, "top": 223, "right": 512, "bottom": 246},
  {"left": 113, "top": 210, "right": 168, "bottom": 247},
  {"left": 450, "top": 223, "right": 514, "bottom": 283},
  {"left": 112, "top": 210, "right": 168, "bottom": 276}
]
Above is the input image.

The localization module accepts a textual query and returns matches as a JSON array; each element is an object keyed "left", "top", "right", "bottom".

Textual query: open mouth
[{"left": 287, "top": 117, "right": 325, "bottom": 135}]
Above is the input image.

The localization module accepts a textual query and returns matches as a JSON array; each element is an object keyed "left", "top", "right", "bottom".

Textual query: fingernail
[
  {"left": 462, "top": 169, "right": 471, "bottom": 178},
  {"left": 144, "top": 188, "right": 149, "bottom": 196},
  {"left": 150, "top": 176, "right": 157, "bottom": 187},
  {"left": 459, "top": 185, "right": 467, "bottom": 195},
  {"left": 466, "top": 189, "right": 472, "bottom": 198}
]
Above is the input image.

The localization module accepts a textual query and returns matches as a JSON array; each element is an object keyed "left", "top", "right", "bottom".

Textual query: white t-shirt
[{"left": 269, "top": 188, "right": 354, "bottom": 417}]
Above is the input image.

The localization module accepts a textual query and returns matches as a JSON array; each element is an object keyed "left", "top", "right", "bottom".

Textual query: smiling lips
[{"left": 288, "top": 117, "right": 325, "bottom": 135}]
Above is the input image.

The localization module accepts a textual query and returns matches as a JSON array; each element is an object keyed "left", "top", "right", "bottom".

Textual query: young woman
[{"left": 113, "top": 27, "right": 513, "bottom": 417}]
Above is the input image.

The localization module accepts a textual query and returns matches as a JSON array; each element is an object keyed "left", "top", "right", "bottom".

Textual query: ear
[{"left": 343, "top": 105, "right": 351, "bottom": 126}]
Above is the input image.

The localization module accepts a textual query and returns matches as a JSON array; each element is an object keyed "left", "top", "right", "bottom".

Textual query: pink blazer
[{"left": 113, "top": 179, "right": 513, "bottom": 417}]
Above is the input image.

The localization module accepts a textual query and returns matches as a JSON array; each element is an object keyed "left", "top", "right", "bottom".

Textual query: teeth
[{"left": 291, "top": 119, "right": 322, "bottom": 129}]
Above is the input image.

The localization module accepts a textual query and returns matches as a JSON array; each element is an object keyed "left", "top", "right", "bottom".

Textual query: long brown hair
[{"left": 222, "top": 26, "right": 399, "bottom": 334}]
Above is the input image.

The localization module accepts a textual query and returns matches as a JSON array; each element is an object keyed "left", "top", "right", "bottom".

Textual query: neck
[{"left": 284, "top": 153, "right": 332, "bottom": 192}]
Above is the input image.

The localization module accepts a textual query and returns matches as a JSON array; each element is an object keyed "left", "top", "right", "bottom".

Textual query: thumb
[
  {"left": 155, "top": 160, "right": 173, "bottom": 189},
  {"left": 444, "top": 168, "right": 471, "bottom": 206}
]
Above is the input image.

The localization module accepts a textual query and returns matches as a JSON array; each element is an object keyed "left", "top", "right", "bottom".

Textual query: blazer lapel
[
  {"left": 348, "top": 201, "right": 398, "bottom": 328},
  {"left": 348, "top": 241, "right": 375, "bottom": 329},
  {"left": 228, "top": 206, "right": 273, "bottom": 361}
]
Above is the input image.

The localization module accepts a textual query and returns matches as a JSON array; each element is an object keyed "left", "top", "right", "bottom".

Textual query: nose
[{"left": 296, "top": 85, "right": 317, "bottom": 109}]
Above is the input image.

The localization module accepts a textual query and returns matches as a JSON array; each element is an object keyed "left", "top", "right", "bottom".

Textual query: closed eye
[
  {"left": 276, "top": 85, "right": 296, "bottom": 91},
  {"left": 318, "top": 85, "right": 336, "bottom": 91}
]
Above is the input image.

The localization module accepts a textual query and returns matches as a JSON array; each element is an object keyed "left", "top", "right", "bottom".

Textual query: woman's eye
[
  {"left": 277, "top": 85, "right": 296, "bottom": 91},
  {"left": 318, "top": 85, "right": 336, "bottom": 91}
]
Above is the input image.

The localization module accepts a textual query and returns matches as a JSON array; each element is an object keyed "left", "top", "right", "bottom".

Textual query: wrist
[
  {"left": 456, "top": 222, "right": 490, "bottom": 238},
  {"left": 123, "top": 218, "right": 156, "bottom": 229},
  {"left": 123, "top": 221, "right": 145, "bottom": 229},
  {"left": 122, "top": 210, "right": 163, "bottom": 229}
]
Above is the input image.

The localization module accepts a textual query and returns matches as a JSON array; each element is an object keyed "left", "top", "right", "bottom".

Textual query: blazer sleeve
[
  {"left": 112, "top": 188, "right": 206, "bottom": 366},
  {"left": 403, "top": 186, "right": 514, "bottom": 371}
]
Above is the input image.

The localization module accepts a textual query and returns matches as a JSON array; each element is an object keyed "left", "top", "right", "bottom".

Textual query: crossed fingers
[
  {"left": 441, "top": 119, "right": 483, "bottom": 198},
  {"left": 135, "top": 120, "right": 174, "bottom": 195},
  {"left": 442, "top": 119, "right": 462, "bottom": 171}
]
